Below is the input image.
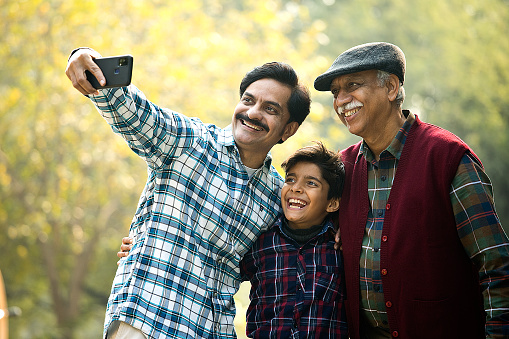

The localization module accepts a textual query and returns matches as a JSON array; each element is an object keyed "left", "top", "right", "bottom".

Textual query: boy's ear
[{"left": 326, "top": 197, "right": 340, "bottom": 213}]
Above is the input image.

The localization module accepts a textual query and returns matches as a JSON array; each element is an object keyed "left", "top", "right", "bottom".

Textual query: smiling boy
[{"left": 239, "top": 141, "right": 348, "bottom": 338}]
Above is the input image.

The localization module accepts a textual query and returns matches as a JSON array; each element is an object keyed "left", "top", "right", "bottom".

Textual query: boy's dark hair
[
  {"left": 239, "top": 62, "right": 311, "bottom": 126},
  {"left": 281, "top": 141, "right": 345, "bottom": 200}
]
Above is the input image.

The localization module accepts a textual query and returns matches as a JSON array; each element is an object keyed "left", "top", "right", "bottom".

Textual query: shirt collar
[
  {"left": 274, "top": 214, "right": 336, "bottom": 235},
  {"left": 356, "top": 110, "right": 415, "bottom": 163}
]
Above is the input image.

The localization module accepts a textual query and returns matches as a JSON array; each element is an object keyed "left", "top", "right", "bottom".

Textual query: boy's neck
[{"left": 282, "top": 216, "right": 329, "bottom": 245}]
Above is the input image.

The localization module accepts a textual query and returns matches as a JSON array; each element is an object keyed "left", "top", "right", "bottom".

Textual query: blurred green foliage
[{"left": 0, "top": 0, "right": 507, "bottom": 338}]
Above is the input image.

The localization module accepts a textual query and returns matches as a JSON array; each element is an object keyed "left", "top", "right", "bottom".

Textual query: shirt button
[
  {"left": 373, "top": 247, "right": 379, "bottom": 252},
  {"left": 386, "top": 301, "right": 392, "bottom": 308},
  {"left": 382, "top": 235, "right": 388, "bottom": 242},
  {"left": 381, "top": 269, "right": 388, "bottom": 275},
  {"left": 392, "top": 330, "right": 399, "bottom": 337},
  {"left": 381, "top": 175, "right": 387, "bottom": 181},
  {"left": 238, "top": 207, "right": 244, "bottom": 213}
]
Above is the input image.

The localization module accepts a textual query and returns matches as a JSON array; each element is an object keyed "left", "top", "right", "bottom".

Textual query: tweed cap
[{"left": 314, "top": 42, "right": 406, "bottom": 91}]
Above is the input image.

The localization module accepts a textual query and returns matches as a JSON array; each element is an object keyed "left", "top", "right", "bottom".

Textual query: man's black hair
[{"left": 239, "top": 62, "right": 311, "bottom": 126}]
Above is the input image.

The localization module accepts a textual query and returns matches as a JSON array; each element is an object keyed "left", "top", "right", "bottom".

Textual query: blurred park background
[{"left": 1, "top": 0, "right": 508, "bottom": 338}]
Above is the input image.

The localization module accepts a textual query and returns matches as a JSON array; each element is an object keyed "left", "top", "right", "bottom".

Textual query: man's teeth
[
  {"left": 244, "top": 120, "right": 263, "bottom": 131},
  {"left": 288, "top": 198, "right": 307, "bottom": 208},
  {"left": 344, "top": 107, "right": 361, "bottom": 117}
]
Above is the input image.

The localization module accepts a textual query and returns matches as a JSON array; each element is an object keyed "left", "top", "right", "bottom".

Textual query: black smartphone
[{"left": 86, "top": 55, "right": 133, "bottom": 89}]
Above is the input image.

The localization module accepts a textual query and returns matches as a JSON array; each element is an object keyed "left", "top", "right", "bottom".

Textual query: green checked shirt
[{"left": 359, "top": 111, "right": 509, "bottom": 338}]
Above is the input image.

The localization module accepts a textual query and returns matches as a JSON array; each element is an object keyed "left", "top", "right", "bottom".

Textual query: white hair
[{"left": 377, "top": 70, "right": 405, "bottom": 106}]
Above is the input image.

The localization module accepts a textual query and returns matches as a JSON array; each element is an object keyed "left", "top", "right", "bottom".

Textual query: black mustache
[{"left": 236, "top": 113, "right": 269, "bottom": 131}]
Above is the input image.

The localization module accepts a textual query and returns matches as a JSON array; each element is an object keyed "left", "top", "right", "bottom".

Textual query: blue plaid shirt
[{"left": 89, "top": 85, "right": 283, "bottom": 338}]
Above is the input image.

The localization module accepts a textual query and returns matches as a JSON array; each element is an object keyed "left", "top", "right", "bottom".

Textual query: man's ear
[
  {"left": 387, "top": 74, "right": 400, "bottom": 102},
  {"left": 281, "top": 121, "right": 300, "bottom": 143},
  {"left": 326, "top": 197, "right": 341, "bottom": 213}
]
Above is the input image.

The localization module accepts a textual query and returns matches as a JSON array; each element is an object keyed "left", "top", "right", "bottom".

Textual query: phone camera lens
[{"left": 119, "top": 58, "right": 127, "bottom": 66}]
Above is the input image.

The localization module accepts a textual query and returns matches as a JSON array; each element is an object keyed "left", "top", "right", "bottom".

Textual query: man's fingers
[
  {"left": 120, "top": 244, "right": 132, "bottom": 252},
  {"left": 116, "top": 237, "right": 134, "bottom": 260},
  {"left": 334, "top": 229, "right": 342, "bottom": 251},
  {"left": 74, "top": 54, "right": 102, "bottom": 94},
  {"left": 65, "top": 49, "right": 103, "bottom": 95},
  {"left": 118, "top": 237, "right": 133, "bottom": 254},
  {"left": 65, "top": 64, "right": 87, "bottom": 95},
  {"left": 73, "top": 67, "right": 97, "bottom": 95},
  {"left": 117, "top": 251, "right": 128, "bottom": 259}
]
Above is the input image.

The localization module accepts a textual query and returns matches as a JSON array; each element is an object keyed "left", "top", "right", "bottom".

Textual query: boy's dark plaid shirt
[{"left": 240, "top": 216, "right": 348, "bottom": 338}]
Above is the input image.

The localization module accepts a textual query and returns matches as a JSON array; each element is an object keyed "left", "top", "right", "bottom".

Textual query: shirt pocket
[{"left": 310, "top": 265, "right": 344, "bottom": 303}]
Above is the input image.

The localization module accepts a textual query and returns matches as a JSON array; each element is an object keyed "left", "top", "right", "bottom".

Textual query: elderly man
[
  {"left": 66, "top": 48, "right": 310, "bottom": 338},
  {"left": 314, "top": 42, "right": 509, "bottom": 338}
]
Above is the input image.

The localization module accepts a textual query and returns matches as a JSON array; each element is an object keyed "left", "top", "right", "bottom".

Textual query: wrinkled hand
[
  {"left": 334, "top": 228, "right": 343, "bottom": 251},
  {"left": 65, "top": 48, "right": 104, "bottom": 95},
  {"left": 116, "top": 237, "right": 133, "bottom": 265}
]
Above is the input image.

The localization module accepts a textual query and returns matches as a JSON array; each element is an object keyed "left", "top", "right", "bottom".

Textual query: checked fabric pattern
[
  {"left": 88, "top": 85, "right": 283, "bottom": 339},
  {"left": 240, "top": 216, "right": 348, "bottom": 338}
]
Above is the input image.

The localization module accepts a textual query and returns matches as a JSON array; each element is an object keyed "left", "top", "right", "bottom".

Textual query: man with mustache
[
  {"left": 66, "top": 48, "right": 310, "bottom": 338},
  {"left": 314, "top": 42, "right": 509, "bottom": 338}
]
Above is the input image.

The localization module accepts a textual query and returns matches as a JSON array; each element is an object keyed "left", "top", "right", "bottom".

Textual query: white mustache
[{"left": 337, "top": 100, "right": 363, "bottom": 115}]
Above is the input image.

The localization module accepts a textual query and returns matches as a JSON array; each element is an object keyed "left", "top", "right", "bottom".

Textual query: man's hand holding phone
[
  {"left": 66, "top": 48, "right": 105, "bottom": 95},
  {"left": 65, "top": 48, "right": 133, "bottom": 96}
]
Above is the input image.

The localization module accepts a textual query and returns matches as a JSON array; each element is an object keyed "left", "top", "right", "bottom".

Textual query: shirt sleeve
[
  {"left": 88, "top": 85, "right": 204, "bottom": 170},
  {"left": 451, "top": 153, "right": 509, "bottom": 339}
]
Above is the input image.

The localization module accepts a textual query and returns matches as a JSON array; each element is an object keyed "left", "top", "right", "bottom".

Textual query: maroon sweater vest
[{"left": 339, "top": 116, "right": 485, "bottom": 338}]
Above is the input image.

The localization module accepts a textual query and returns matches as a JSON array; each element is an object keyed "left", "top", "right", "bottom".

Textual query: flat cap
[{"left": 314, "top": 42, "right": 406, "bottom": 91}]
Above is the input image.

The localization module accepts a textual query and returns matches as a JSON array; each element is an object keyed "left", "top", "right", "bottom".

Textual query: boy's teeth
[{"left": 289, "top": 198, "right": 307, "bottom": 208}]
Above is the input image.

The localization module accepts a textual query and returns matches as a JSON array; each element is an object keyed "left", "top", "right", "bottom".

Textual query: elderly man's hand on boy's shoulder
[{"left": 334, "top": 229, "right": 343, "bottom": 251}]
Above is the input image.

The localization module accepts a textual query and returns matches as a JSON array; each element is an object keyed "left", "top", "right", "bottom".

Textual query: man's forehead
[
  {"left": 246, "top": 78, "right": 289, "bottom": 91},
  {"left": 330, "top": 70, "right": 376, "bottom": 87}
]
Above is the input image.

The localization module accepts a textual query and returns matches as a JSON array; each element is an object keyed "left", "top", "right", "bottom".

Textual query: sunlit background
[{"left": 1, "top": 0, "right": 508, "bottom": 338}]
